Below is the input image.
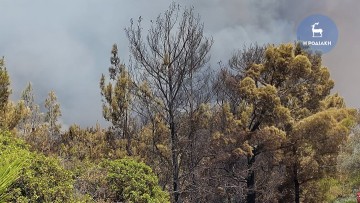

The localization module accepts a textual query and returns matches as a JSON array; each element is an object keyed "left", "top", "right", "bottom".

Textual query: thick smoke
[{"left": 0, "top": 0, "right": 358, "bottom": 128}]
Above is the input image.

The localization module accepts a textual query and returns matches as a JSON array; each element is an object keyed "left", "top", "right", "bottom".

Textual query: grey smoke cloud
[{"left": 0, "top": 0, "right": 358, "bottom": 128}]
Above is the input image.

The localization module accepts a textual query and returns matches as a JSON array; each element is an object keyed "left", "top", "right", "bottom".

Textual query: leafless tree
[{"left": 126, "top": 3, "right": 212, "bottom": 202}]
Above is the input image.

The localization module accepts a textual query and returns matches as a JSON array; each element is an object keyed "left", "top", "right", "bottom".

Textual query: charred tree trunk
[
  {"left": 170, "top": 112, "right": 180, "bottom": 203},
  {"left": 245, "top": 120, "right": 261, "bottom": 203},
  {"left": 124, "top": 109, "right": 132, "bottom": 156},
  {"left": 246, "top": 154, "right": 256, "bottom": 203},
  {"left": 293, "top": 163, "right": 300, "bottom": 203}
]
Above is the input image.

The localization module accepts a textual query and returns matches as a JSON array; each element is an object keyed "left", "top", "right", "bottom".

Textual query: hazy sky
[{"left": 0, "top": 0, "right": 359, "bottom": 128}]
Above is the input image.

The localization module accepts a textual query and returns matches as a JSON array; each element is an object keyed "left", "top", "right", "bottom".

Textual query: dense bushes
[{"left": 0, "top": 130, "right": 170, "bottom": 202}]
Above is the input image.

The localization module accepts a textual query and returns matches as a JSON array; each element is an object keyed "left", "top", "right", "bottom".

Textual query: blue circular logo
[{"left": 297, "top": 14, "right": 338, "bottom": 54}]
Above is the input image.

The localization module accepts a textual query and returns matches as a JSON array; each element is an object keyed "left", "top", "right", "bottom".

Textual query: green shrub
[
  {"left": 0, "top": 130, "right": 76, "bottom": 202},
  {"left": 104, "top": 158, "right": 170, "bottom": 203},
  {"left": 0, "top": 131, "right": 30, "bottom": 201}
]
